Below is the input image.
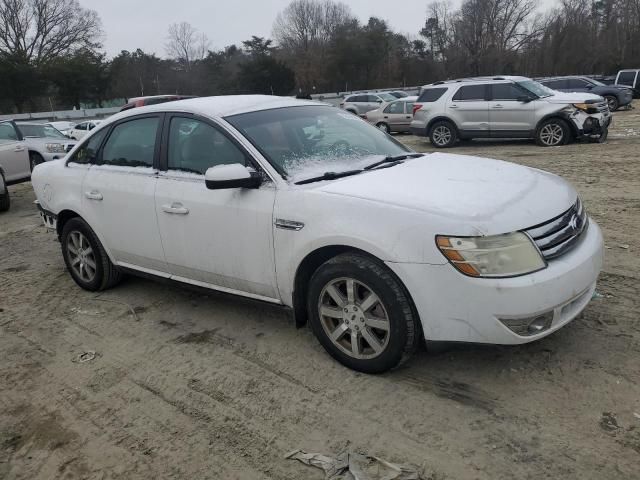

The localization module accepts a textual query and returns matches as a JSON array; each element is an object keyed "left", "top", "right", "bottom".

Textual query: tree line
[{"left": 1, "top": 0, "right": 639, "bottom": 113}]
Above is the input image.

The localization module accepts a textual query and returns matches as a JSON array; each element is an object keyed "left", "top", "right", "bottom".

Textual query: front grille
[{"left": 524, "top": 199, "right": 588, "bottom": 260}]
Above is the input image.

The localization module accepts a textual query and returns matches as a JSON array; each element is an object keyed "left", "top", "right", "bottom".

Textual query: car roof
[
  {"left": 537, "top": 75, "right": 590, "bottom": 80},
  {"left": 108, "top": 95, "right": 322, "bottom": 123},
  {"left": 422, "top": 75, "right": 530, "bottom": 88},
  {"left": 16, "top": 121, "right": 47, "bottom": 125}
]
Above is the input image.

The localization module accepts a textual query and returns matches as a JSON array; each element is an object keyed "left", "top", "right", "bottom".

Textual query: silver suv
[
  {"left": 410, "top": 76, "right": 611, "bottom": 147},
  {"left": 340, "top": 92, "right": 398, "bottom": 116}
]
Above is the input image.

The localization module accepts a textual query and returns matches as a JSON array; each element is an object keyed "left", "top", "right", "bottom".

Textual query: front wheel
[
  {"left": 307, "top": 253, "right": 420, "bottom": 373},
  {"left": 61, "top": 217, "right": 122, "bottom": 291},
  {"left": 29, "top": 152, "right": 44, "bottom": 172},
  {"left": 604, "top": 95, "right": 619, "bottom": 112},
  {"left": 429, "top": 120, "right": 458, "bottom": 148},
  {"left": 536, "top": 118, "right": 570, "bottom": 147},
  {"left": 0, "top": 172, "right": 10, "bottom": 212}
]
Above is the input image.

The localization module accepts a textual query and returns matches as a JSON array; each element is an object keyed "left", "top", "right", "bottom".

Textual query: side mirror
[
  {"left": 205, "top": 163, "right": 262, "bottom": 190},
  {"left": 517, "top": 95, "right": 534, "bottom": 103},
  {"left": 377, "top": 99, "right": 383, "bottom": 103}
]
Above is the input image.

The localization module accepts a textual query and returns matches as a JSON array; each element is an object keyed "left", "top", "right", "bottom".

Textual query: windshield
[
  {"left": 226, "top": 105, "right": 410, "bottom": 182},
  {"left": 18, "top": 124, "right": 67, "bottom": 139},
  {"left": 517, "top": 80, "right": 555, "bottom": 98}
]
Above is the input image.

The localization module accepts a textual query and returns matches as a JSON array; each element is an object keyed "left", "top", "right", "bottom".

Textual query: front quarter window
[{"left": 68, "top": 128, "right": 108, "bottom": 165}]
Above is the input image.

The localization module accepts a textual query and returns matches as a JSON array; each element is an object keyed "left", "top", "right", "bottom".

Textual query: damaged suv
[{"left": 411, "top": 76, "right": 611, "bottom": 147}]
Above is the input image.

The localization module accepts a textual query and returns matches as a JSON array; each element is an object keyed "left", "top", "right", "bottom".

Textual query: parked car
[
  {"left": 364, "top": 96, "right": 418, "bottom": 133},
  {"left": 538, "top": 76, "right": 633, "bottom": 111},
  {"left": 120, "top": 95, "right": 198, "bottom": 112},
  {"left": 15, "top": 122, "right": 77, "bottom": 170},
  {"left": 587, "top": 75, "right": 616, "bottom": 86},
  {"left": 68, "top": 120, "right": 102, "bottom": 140},
  {"left": 0, "top": 121, "right": 30, "bottom": 212},
  {"left": 340, "top": 92, "right": 398, "bottom": 116},
  {"left": 46, "top": 121, "right": 76, "bottom": 136},
  {"left": 386, "top": 91, "right": 410, "bottom": 99},
  {"left": 615, "top": 69, "right": 640, "bottom": 97},
  {"left": 411, "top": 76, "right": 611, "bottom": 148},
  {"left": 32, "top": 95, "right": 604, "bottom": 373}
]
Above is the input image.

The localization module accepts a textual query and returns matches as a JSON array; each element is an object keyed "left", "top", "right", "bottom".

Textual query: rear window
[
  {"left": 417, "top": 88, "right": 447, "bottom": 103},
  {"left": 452, "top": 85, "right": 488, "bottom": 101},
  {"left": 617, "top": 71, "right": 637, "bottom": 86}
]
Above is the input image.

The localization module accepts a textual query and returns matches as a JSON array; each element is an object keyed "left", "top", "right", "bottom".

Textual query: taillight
[{"left": 412, "top": 103, "right": 423, "bottom": 115}]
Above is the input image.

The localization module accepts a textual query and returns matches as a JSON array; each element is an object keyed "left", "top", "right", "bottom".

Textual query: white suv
[
  {"left": 411, "top": 76, "right": 611, "bottom": 147},
  {"left": 32, "top": 96, "right": 603, "bottom": 373}
]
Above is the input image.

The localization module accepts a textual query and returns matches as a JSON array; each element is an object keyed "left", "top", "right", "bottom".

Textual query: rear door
[
  {"left": 0, "top": 122, "right": 29, "bottom": 182},
  {"left": 81, "top": 114, "right": 167, "bottom": 272},
  {"left": 488, "top": 83, "right": 536, "bottom": 136},
  {"left": 448, "top": 84, "right": 490, "bottom": 135}
]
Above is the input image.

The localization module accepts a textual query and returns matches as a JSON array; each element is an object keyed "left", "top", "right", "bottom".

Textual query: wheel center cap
[{"left": 343, "top": 304, "right": 365, "bottom": 326}]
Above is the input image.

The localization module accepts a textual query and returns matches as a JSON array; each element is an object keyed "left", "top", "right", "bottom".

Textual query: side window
[
  {"left": 384, "top": 102, "right": 404, "bottom": 114},
  {"left": 69, "top": 128, "right": 108, "bottom": 164},
  {"left": 0, "top": 123, "right": 18, "bottom": 141},
  {"left": 100, "top": 117, "right": 159, "bottom": 167},
  {"left": 543, "top": 79, "right": 566, "bottom": 89},
  {"left": 617, "top": 72, "right": 636, "bottom": 86},
  {"left": 417, "top": 88, "right": 447, "bottom": 102},
  {"left": 88, "top": 123, "right": 97, "bottom": 131},
  {"left": 491, "top": 83, "right": 525, "bottom": 100},
  {"left": 368, "top": 95, "right": 382, "bottom": 103},
  {"left": 567, "top": 79, "right": 589, "bottom": 89},
  {"left": 167, "top": 117, "right": 246, "bottom": 175},
  {"left": 452, "top": 85, "right": 487, "bottom": 101},
  {"left": 76, "top": 123, "right": 87, "bottom": 131},
  {"left": 404, "top": 102, "right": 414, "bottom": 114}
]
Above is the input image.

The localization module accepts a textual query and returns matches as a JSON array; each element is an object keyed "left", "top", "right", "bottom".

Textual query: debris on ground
[
  {"left": 285, "top": 449, "right": 421, "bottom": 479},
  {"left": 72, "top": 351, "right": 97, "bottom": 363},
  {"left": 634, "top": 412, "right": 640, "bottom": 420},
  {"left": 619, "top": 244, "right": 630, "bottom": 250},
  {"left": 599, "top": 412, "right": 621, "bottom": 433}
]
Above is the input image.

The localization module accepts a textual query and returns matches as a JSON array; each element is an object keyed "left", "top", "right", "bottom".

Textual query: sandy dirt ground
[{"left": 1, "top": 105, "right": 639, "bottom": 480}]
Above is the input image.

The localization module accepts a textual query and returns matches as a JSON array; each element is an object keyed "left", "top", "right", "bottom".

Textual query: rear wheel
[
  {"left": 0, "top": 172, "right": 10, "bottom": 212},
  {"left": 307, "top": 252, "right": 420, "bottom": 373},
  {"left": 61, "top": 217, "right": 122, "bottom": 291},
  {"left": 429, "top": 120, "right": 458, "bottom": 148},
  {"left": 604, "top": 95, "right": 619, "bottom": 112},
  {"left": 536, "top": 118, "right": 570, "bottom": 147},
  {"left": 376, "top": 122, "right": 390, "bottom": 134}
]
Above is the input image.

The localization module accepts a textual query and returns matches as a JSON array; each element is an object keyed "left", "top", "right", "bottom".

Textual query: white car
[
  {"left": 15, "top": 122, "right": 76, "bottom": 170},
  {"left": 0, "top": 121, "right": 30, "bottom": 212},
  {"left": 68, "top": 120, "right": 102, "bottom": 140},
  {"left": 46, "top": 121, "right": 76, "bottom": 136},
  {"left": 32, "top": 96, "right": 604, "bottom": 373}
]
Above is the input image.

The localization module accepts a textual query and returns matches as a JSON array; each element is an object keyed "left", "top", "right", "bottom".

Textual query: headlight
[
  {"left": 572, "top": 103, "right": 590, "bottom": 112},
  {"left": 46, "top": 143, "right": 65, "bottom": 153},
  {"left": 436, "top": 232, "right": 546, "bottom": 278}
]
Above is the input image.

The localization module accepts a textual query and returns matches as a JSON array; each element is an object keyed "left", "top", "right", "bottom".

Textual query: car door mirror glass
[{"left": 205, "top": 163, "right": 262, "bottom": 190}]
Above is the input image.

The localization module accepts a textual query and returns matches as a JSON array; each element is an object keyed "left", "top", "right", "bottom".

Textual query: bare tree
[
  {"left": 166, "top": 21, "right": 209, "bottom": 71},
  {"left": 0, "top": 0, "right": 102, "bottom": 65}
]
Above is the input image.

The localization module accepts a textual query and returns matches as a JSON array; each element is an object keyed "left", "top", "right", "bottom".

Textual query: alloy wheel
[
  {"left": 318, "top": 277, "right": 390, "bottom": 360},
  {"left": 67, "top": 231, "right": 97, "bottom": 283},
  {"left": 539, "top": 123, "right": 564, "bottom": 146},
  {"left": 432, "top": 125, "right": 452, "bottom": 146}
]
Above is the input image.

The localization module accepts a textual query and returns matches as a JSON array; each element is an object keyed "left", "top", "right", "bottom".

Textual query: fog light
[
  {"left": 583, "top": 117, "right": 595, "bottom": 133},
  {"left": 499, "top": 311, "right": 554, "bottom": 336}
]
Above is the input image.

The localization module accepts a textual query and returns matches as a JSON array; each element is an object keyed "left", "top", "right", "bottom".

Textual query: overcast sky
[{"left": 70, "top": 1, "right": 501, "bottom": 57}]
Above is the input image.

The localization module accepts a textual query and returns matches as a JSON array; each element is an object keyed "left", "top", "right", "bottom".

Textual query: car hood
[
  {"left": 544, "top": 91, "right": 603, "bottom": 103},
  {"left": 314, "top": 153, "right": 577, "bottom": 235}
]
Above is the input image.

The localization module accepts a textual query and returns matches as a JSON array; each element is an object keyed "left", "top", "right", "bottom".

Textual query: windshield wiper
[
  {"left": 363, "top": 153, "right": 423, "bottom": 170},
  {"left": 295, "top": 169, "right": 363, "bottom": 185}
]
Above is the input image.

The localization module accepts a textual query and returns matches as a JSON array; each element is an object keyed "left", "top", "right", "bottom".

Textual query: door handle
[
  {"left": 492, "top": 104, "right": 504, "bottom": 109},
  {"left": 162, "top": 202, "right": 189, "bottom": 215},
  {"left": 14, "top": 146, "right": 24, "bottom": 152},
  {"left": 85, "top": 190, "right": 103, "bottom": 201},
  {"left": 449, "top": 104, "right": 459, "bottom": 108},
  {"left": 384, "top": 116, "right": 388, "bottom": 119}
]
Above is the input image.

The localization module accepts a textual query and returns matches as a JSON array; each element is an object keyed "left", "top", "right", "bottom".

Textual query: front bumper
[
  {"left": 570, "top": 110, "right": 611, "bottom": 138},
  {"left": 387, "top": 219, "right": 604, "bottom": 344}
]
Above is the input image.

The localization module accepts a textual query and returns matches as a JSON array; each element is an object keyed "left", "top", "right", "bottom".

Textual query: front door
[
  {"left": 0, "top": 123, "right": 28, "bottom": 181},
  {"left": 81, "top": 114, "right": 167, "bottom": 272},
  {"left": 382, "top": 101, "right": 410, "bottom": 132},
  {"left": 448, "top": 84, "right": 490, "bottom": 136},
  {"left": 488, "top": 83, "right": 535, "bottom": 136},
  {"left": 154, "top": 114, "right": 278, "bottom": 300}
]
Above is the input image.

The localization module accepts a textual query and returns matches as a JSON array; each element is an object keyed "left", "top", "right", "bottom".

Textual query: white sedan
[
  {"left": 32, "top": 96, "right": 604, "bottom": 373},
  {"left": 68, "top": 120, "right": 102, "bottom": 140}
]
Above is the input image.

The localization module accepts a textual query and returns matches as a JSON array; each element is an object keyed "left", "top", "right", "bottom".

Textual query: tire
[
  {"left": 604, "top": 95, "right": 619, "bottom": 112},
  {"left": 0, "top": 172, "right": 10, "bottom": 212},
  {"left": 307, "top": 252, "right": 420, "bottom": 373},
  {"left": 61, "top": 217, "right": 122, "bottom": 291},
  {"left": 535, "top": 118, "right": 570, "bottom": 147},
  {"left": 376, "top": 122, "right": 390, "bottom": 134},
  {"left": 29, "top": 152, "right": 44, "bottom": 172},
  {"left": 591, "top": 127, "right": 609, "bottom": 143},
  {"left": 429, "top": 120, "right": 458, "bottom": 148}
]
